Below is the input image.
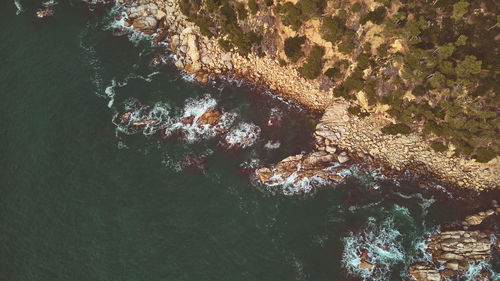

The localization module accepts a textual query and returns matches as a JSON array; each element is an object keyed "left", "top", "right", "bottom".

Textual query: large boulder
[{"left": 132, "top": 16, "right": 158, "bottom": 34}]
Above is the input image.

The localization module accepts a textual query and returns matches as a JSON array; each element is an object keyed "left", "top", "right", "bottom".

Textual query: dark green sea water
[{"left": 1, "top": 1, "right": 499, "bottom": 280}]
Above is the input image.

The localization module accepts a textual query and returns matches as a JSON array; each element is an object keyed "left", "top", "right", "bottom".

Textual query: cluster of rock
[
  {"left": 409, "top": 231, "right": 493, "bottom": 280},
  {"left": 408, "top": 201, "right": 499, "bottom": 280},
  {"left": 117, "top": 0, "right": 499, "bottom": 191},
  {"left": 256, "top": 151, "right": 350, "bottom": 187},
  {"left": 313, "top": 103, "right": 500, "bottom": 191}
]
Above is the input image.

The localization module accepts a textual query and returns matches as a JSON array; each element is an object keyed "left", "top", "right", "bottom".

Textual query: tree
[
  {"left": 284, "top": 36, "right": 306, "bottom": 62},
  {"left": 360, "top": 6, "right": 387, "bottom": 25},
  {"left": 452, "top": 0, "right": 469, "bottom": 20},
  {"left": 381, "top": 123, "right": 412, "bottom": 135},
  {"left": 299, "top": 45, "right": 324, "bottom": 79},
  {"left": 474, "top": 148, "right": 496, "bottom": 163},
  {"left": 455, "top": 35, "right": 467, "bottom": 46},
  {"left": 236, "top": 2, "right": 247, "bottom": 20},
  {"left": 320, "top": 17, "right": 346, "bottom": 43},
  {"left": 431, "top": 142, "right": 448, "bottom": 152},
  {"left": 248, "top": 0, "right": 259, "bottom": 15},
  {"left": 338, "top": 39, "right": 355, "bottom": 54},
  {"left": 455, "top": 55, "right": 481, "bottom": 78},
  {"left": 437, "top": 43, "right": 455, "bottom": 61}
]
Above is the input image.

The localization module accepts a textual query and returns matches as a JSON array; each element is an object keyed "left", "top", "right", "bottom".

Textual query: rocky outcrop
[
  {"left": 256, "top": 151, "right": 349, "bottom": 187},
  {"left": 408, "top": 263, "right": 441, "bottom": 281},
  {"left": 313, "top": 103, "right": 500, "bottom": 191},
  {"left": 409, "top": 230, "right": 496, "bottom": 280},
  {"left": 119, "top": 0, "right": 499, "bottom": 191}
]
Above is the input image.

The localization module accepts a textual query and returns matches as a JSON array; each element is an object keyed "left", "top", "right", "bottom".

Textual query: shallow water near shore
[{"left": 1, "top": 1, "right": 499, "bottom": 280}]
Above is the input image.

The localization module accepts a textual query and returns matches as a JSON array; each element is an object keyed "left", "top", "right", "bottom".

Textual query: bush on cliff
[
  {"left": 248, "top": 0, "right": 259, "bottom": 15},
  {"left": 299, "top": 45, "right": 324, "bottom": 79},
  {"left": 284, "top": 36, "right": 306, "bottom": 62},
  {"left": 360, "top": 6, "right": 387, "bottom": 25},
  {"left": 276, "top": 2, "right": 302, "bottom": 30},
  {"left": 381, "top": 123, "right": 412, "bottom": 135},
  {"left": 431, "top": 142, "right": 448, "bottom": 152},
  {"left": 236, "top": 2, "right": 248, "bottom": 20},
  {"left": 338, "top": 39, "right": 355, "bottom": 55},
  {"left": 320, "top": 17, "right": 346, "bottom": 44},
  {"left": 474, "top": 148, "right": 497, "bottom": 163}
]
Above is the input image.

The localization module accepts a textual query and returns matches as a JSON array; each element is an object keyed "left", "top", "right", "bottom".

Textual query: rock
[
  {"left": 325, "top": 145, "right": 336, "bottom": 154},
  {"left": 359, "top": 261, "right": 374, "bottom": 270},
  {"left": 408, "top": 263, "right": 441, "bottom": 281},
  {"left": 170, "top": 35, "right": 180, "bottom": 51},
  {"left": 463, "top": 209, "right": 495, "bottom": 226},
  {"left": 446, "top": 261, "right": 459, "bottom": 271},
  {"left": 196, "top": 109, "right": 222, "bottom": 126},
  {"left": 181, "top": 115, "right": 195, "bottom": 126},
  {"left": 201, "top": 55, "right": 213, "bottom": 66},
  {"left": 155, "top": 9, "right": 166, "bottom": 20},
  {"left": 132, "top": 16, "right": 158, "bottom": 34},
  {"left": 174, "top": 59, "right": 184, "bottom": 70},
  {"left": 337, "top": 152, "right": 349, "bottom": 163},
  {"left": 256, "top": 167, "right": 274, "bottom": 183}
]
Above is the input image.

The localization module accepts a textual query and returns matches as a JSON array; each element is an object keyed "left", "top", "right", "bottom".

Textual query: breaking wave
[
  {"left": 341, "top": 204, "right": 433, "bottom": 281},
  {"left": 223, "top": 122, "right": 261, "bottom": 149},
  {"left": 14, "top": 0, "right": 23, "bottom": 15}
]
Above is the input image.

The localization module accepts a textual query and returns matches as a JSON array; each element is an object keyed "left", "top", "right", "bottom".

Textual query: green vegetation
[
  {"left": 381, "top": 123, "right": 412, "bottom": 135},
  {"left": 320, "top": 17, "right": 347, "bottom": 44},
  {"left": 284, "top": 36, "right": 306, "bottom": 62},
  {"left": 431, "top": 142, "right": 448, "bottom": 152},
  {"left": 178, "top": 0, "right": 499, "bottom": 162},
  {"left": 299, "top": 45, "right": 324, "bottom": 79}
]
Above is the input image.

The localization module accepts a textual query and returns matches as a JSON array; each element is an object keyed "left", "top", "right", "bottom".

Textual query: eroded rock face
[
  {"left": 463, "top": 209, "right": 495, "bottom": 227},
  {"left": 408, "top": 263, "right": 441, "bottom": 281},
  {"left": 408, "top": 230, "right": 495, "bottom": 281}
]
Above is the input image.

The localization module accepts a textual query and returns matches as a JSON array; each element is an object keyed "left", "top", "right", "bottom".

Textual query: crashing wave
[
  {"left": 223, "top": 122, "right": 261, "bottom": 149},
  {"left": 341, "top": 207, "right": 409, "bottom": 280},
  {"left": 14, "top": 0, "right": 23, "bottom": 15}
]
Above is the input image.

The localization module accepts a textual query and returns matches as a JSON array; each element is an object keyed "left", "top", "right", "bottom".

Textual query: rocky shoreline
[{"left": 114, "top": 0, "right": 499, "bottom": 192}]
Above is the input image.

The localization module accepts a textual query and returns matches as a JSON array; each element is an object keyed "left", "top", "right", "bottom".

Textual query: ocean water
[{"left": 1, "top": 1, "right": 499, "bottom": 280}]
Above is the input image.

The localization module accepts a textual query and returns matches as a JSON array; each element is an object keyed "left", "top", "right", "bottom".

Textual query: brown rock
[{"left": 197, "top": 109, "right": 222, "bottom": 126}]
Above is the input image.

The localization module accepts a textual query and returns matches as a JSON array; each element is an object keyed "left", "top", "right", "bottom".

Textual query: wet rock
[
  {"left": 256, "top": 151, "right": 347, "bottom": 187},
  {"left": 196, "top": 109, "right": 222, "bottom": 126},
  {"left": 408, "top": 263, "right": 441, "bottom": 281},
  {"left": 337, "top": 152, "right": 349, "bottom": 163},
  {"left": 132, "top": 16, "right": 158, "bottom": 34},
  {"left": 463, "top": 209, "right": 495, "bottom": 226},
  {"left": 181, "top": 115, "right": 195, "bottom": 126}
]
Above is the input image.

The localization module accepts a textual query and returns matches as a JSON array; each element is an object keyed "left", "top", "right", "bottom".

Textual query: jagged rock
[
  {"left": 132, "top": 16, "right": 158, "bottom": 34},
  {"left": 337, "top": 152, "right": 349, "bottom": 163},
  {"left": 359, "top": 261, "right": 374, "bottom": 270},
  {"left": 196, "top": 109, "right": 222, "bottom": 126},
  {"left": 463, "top": 209, "right": 495, "bottom": 226},
  {"left": 428, "top": 230, "right": 492, "bottom": 262},
  {"left": 408, "top": 263, "right": 441, "bottom": 281}
]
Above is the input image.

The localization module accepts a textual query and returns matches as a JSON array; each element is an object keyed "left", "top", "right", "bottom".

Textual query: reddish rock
[
  {"left": 181, "top": 115, "right": 195, "bottom": 126},
  {"left": 197, "top": 109, "right": 222, "bottom": 126}
]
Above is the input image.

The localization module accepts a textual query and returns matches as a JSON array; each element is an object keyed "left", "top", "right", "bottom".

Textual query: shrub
[
  {"left": 352, "top": 2, "right": 361, "bottom": 13},
  {"left": 360, "top": 6, "right": 387, "bottom": 25},
  {"left": 248, "top": 0, "right": 259, "bottom": 15},
  {"left": 357, "top": 54, "right": 370, "bottom": 69},
  {"left": 431, "top": 142, "right": 448, "bottom": 152},
  {"left": 284, "top": 36, "right": 306, "bottom": 62},
  {"left": 338, "top": 39, "right": 355, "bottom": 54},
  {"left": 194, "top": 17, "right": 212, "bottom": 37},
  {"left": 381, "top": 123, "right": 412, "bottom": 135},
  {"left": 236, "top": 2, "right": 248, "bottom": 20},
  {"left": 264, "top": 0, "right": 274, "bottom": 6},
  {"left": 205, "top": 0, "right": 220, "bottom": 12},
  {"left": 297, "top": 0, "right": 325, "bottom": 19},
  {"left": 277, "top": 2, "right": 302, "bottom": 30},
  {"left": 320, "top": 17, "right": 346, "bottom": 43},
  {"left": 324, "top": 66, "right": 342, "bottom": 79},
  {"left": 474, "top": 148, "right": 497, "bottom": 163},
  {"left": 218, "top": 39, "right": 232, "bottom": 52},
  {"left": 299, "top": 45, "right": 324, "bottom": 79},
  {"left": 179, "top": 0, "right": 192, "bottom": 16}
]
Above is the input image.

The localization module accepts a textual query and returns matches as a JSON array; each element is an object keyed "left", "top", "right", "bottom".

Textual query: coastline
[{"left": 115, "top": 0, "right": 499, "bottom": 192}]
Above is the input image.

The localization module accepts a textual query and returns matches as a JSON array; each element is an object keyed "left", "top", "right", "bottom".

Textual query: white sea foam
[
  {"left": 164, "top": 94, "right": 236, "bottom": 142},
  {"left": 341, "top": 208, "right": 408, "bottom": 281},
  {"left": 394, "top": 191, "right": 436, "bottom": 217},
  {"left": 113, "top": 99, "right": 171, "bottom": 135},
  {"left": 224, "top": 122, "right": 261, "bottom": 149},
  {"left": 14, "top": 0, "right": 23, "bottom": 14},
  {"left": 264, "top": 140, "right": 280, "bottom": 150}
]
